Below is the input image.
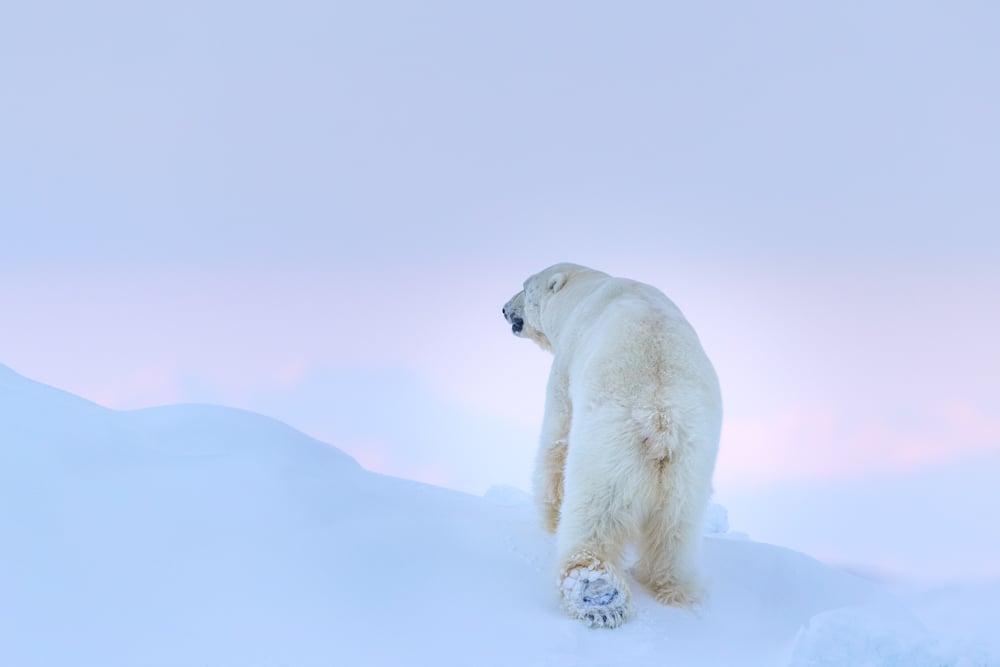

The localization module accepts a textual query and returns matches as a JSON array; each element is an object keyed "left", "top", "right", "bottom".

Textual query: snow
[
  {"left": 787, "top": 603, "right": 997, "bottom": 667},
  {"left": 1, "top": 363, "right": 996, "bottom": 666}
]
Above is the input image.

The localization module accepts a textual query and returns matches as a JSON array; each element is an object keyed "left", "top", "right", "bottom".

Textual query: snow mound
[
  {"left": 0, "top": 364, "right": 995, "bottom": 667},
  {"left": 788, "top": 605, "right": 998, "bottom": 667},
  {"left": 483, "top": 483, "right": 533, "bottom": 506},
  {"left": 703, "top": 501, "right": 731, "bottom": 535}
]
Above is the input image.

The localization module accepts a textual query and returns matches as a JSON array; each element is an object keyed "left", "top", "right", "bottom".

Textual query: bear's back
[{"left": 564, "top": 277, "right": 714, "bottom": 401}]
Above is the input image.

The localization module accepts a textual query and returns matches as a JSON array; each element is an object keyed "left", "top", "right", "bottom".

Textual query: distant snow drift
[{"left": 0, "top": 364, "right": 995, "bottom": 667}]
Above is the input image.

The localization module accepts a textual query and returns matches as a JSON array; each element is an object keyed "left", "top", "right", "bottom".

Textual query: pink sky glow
[{"left": 3, "top": 262, "right": 997, "bottom": 496}]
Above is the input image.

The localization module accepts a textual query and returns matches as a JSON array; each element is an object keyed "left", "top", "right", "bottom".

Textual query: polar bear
[{"left": 503, "top": 263, "right": 722, "bottom": 628}]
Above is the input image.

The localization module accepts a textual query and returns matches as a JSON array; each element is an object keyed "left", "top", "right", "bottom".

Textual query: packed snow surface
[{"left": 1, "top": 364, "right": 995, "bottom": 666}]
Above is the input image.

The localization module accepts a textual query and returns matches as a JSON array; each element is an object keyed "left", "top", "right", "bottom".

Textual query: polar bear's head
[
  {"left": 503, "top": 263, "right": 596, "bottom": 352},
  {"left": 502, "top": 288, "right": 552, "bottom": 351}
]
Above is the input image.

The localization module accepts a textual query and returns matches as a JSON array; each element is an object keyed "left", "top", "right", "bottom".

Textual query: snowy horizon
[
  {"left": 2, "top": 364, "right": 997, "bottom": 666},
  {"left": 4, "top": 353, "right": 997, "bottom": 585}
]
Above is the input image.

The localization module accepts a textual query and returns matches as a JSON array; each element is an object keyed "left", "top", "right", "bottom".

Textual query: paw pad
[{"left": 581, "top": 577, "right": 619, "bottom": 606}]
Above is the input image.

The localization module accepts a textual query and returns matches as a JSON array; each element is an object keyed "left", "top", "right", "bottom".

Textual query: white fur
[{"left": 504, "top": 263, "right": 722, "bottom": 627}]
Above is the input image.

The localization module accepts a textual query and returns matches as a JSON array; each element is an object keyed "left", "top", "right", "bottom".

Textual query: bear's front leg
[
  {"left": 533, "top": 367, "right": 570, "bottom": 533},
  {"left": 535, "top": 438, "right": 567, "bottom": 533}
]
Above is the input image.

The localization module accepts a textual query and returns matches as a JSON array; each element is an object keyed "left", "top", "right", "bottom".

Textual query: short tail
[{"left": 632, "top": 406, "right": 679, "bottom": 463}]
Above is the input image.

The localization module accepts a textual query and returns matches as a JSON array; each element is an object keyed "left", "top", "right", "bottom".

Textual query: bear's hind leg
[
  {"left": 555, "top": 460, "right": 636, "bottom": 628},
  {"left": 632, "top": 495, "right": 705, "bottom": 609}
]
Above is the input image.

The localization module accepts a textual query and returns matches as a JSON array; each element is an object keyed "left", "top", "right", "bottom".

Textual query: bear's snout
[
  {"left": 503, "top": 304, "right": 524, "bottom": 335},
  {"left": 504, "top": 291, "right": 527, "bottom": 337}
]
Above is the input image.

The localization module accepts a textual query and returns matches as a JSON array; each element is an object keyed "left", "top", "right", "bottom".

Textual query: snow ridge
[{"left": 0, "top": 365, "right": 995, "bottom": 667}]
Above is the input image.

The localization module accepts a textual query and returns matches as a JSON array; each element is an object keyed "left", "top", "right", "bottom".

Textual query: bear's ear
[{"left": 548, "top": 273, "right": 567, "bottom": 293}]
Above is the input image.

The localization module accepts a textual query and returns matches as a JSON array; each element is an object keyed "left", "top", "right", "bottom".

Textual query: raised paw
[{"left": 559, "top": 553, "right": 633, "bottom": 629}]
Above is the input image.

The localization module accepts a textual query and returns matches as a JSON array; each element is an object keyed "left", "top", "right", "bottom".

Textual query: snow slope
[{"left": 0, "top": 364, "right": 994, "bottom": 666}]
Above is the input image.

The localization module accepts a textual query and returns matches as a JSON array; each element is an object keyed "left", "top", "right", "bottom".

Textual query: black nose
[
  {"left": 512, "top": 316, "right": 524, "bottom": 333},
  {"left": 502, "top": 306, "right": 507, "bottom": 317}
]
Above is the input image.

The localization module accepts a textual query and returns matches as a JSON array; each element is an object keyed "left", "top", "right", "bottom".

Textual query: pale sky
[{"left": 2, "top": 0, "right": 998, "bottom": 582}]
